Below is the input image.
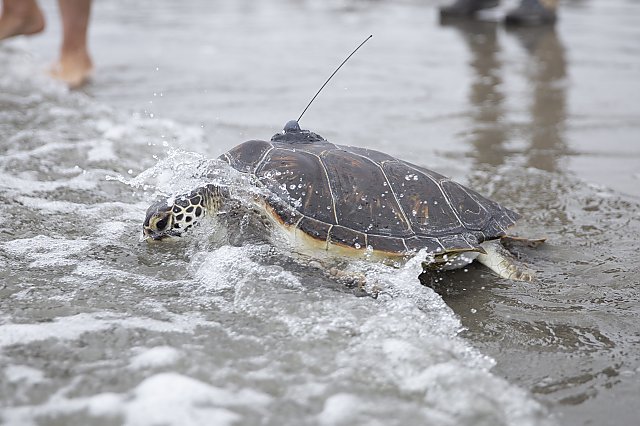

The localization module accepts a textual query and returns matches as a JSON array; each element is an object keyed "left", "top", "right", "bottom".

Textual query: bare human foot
[
  {"left": 50, "top": 0, "right": 93, "bottom": 89},
  {"left": 0, "top": 0, "right": 45, "bottom": 40},
  {"left": 49, "top": 49, "right": 93, "bottom": 89}
]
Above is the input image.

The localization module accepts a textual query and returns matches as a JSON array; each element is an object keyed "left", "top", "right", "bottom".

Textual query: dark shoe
[
  {"left": 504, "top": 0, "right": 557, "bottom": 26},
  {"left": 439, "top": 0, "right": 500, "bottom": 19}
]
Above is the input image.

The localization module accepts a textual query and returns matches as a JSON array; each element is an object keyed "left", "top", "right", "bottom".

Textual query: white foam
[
  {"left": 355, "top": 250, "right": 468, "bottom": 339},
  {"left": 128, "top": 377, "right": 241, "bottom": 426},
  {"left": 94, "top": 220, "right": 128, "bottom": 239},
  {"left": 13, "top": 196, "right": 88, "bottom": 215},
  {"left": 0, "top": 314, "right": 105, "bottom": 349},
  {"left": 406, "top": 362, "right": 551, "bottom": 426},
  {"left": 120, "top": 373, "right": 264, "bottom": 426},
  {"left": 318, "top": 393, "right": 365, "bottom": 425},
  {"left": 94, "top": 118, "right": 129, "bottom": 140},
  {"left": 86, "top": 140, "right": 119, "bottom": 163},
  {"left": 0, "top": 172, "right": 98, "bottom": 196},
  {"left": 85, "top": 393, "right": 124, "bottom": 418},
  {"left": 3, "top": 235, "right": 91, "bottom": 268},
  {"left": 2, "top": 220, "right": 131, "bottom": 270},
  {"left": 129, "top": 346, "right": 182, "bottom": 370},
  {"left": 2, "top": 373, "right": 272, "bottom": 426},
  {"left": 193, "top": 245, "right": 303, "bottom": 295},
  {"left": 0, "top": 312, "right": 208, "bottom": 349},
  {"left": 3, "top": 365, "right": 45, "bottom": 384},
  {"left": 107, "top": 148, "right": 211, "bottom": 194},
  {"left": 186, "top": 243, "right": 551, "bottom": 423}
]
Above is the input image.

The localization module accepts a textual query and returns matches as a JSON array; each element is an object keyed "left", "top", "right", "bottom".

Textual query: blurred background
[{"left": 16, "top": 0, "right": 640, "bottom": 195}]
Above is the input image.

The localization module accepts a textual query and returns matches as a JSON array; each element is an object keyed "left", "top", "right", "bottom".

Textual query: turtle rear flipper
[{"left": 477, "top": 240, "right": 536, "bottom": 282}]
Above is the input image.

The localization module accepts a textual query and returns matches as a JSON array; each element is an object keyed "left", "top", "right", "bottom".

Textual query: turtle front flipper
[
  {"left": 328, "top": 268, "right": 379, "bottom": 298},
  {"left": 477, "top": 240, "right": 536, "bottom": 282},
  {"left": 301, "top": 258, "right": 380, "bottom": 298}
]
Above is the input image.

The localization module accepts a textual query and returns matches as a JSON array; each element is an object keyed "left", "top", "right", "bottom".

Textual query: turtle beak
[
  {"left": 142, "top": 227, "right": 164, "bottom": 242},
  {"left": 141, "top": 227, "right": 179, "bottom": 243},
  {"left": 141, "top": 235, "right": 160, "bottom": 244}
]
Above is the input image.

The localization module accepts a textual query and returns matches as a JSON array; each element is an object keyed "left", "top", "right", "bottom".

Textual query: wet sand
[{"left": 3, "top": 0, "right": 640, "bottom": 424}]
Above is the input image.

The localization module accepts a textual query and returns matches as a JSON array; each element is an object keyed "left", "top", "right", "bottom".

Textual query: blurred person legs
[
  {"left": 0, "top": 0, "right": 93, "bottom": 88},
  {"left": 0, "top": 0, "right": 45, "bottom": 40},
  {"left": 439, "top": 0, "right": 557, "bottom": 25},
  {"left": 507, "top": 26, "right": 567, "bottom": 171},
  {"left": 440, "top": 0, "right": 499, "bottom": 19},
  {"left": 439, "top": 19, "right": 567, "bottom": 172},
  {"left": 50, "top": 0, "right": 93, "bottom": 88},
  {"left": 505, "top": 0, "right": 557, "bottom": 26},
  {"left": 443, "top": 21, "right": 509, "bottom": 167}
]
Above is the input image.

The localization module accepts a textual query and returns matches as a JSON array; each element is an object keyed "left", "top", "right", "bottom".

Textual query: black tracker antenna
[{"left": 297, "top": 35, "right": 373, "bottom": 124}]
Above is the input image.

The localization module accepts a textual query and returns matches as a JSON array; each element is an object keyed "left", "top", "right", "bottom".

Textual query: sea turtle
[{"left": 143, "top": 121, "right": 538, "bottom": 283}]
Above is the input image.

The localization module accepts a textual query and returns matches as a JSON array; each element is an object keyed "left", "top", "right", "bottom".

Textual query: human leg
[
  {"left": 0, "top": 0, "right": 45, "bottom": 40},
  {"left": 50, "top": 0, "right": 93, "bottom": 88}
]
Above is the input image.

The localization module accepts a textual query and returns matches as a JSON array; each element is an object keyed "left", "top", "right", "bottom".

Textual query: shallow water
[{"left": 1, "top": 0, "right": 640, "bottom": 425}]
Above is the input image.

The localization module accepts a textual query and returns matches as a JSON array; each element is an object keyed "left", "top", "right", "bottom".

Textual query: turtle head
[{"left": 143, "top": 185, "right": 224, "bottom": 242}]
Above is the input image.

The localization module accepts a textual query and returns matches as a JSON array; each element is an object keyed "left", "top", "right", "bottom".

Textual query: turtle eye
[{"left": 155, "top": 216, "right": 169, "bottom": 231}]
